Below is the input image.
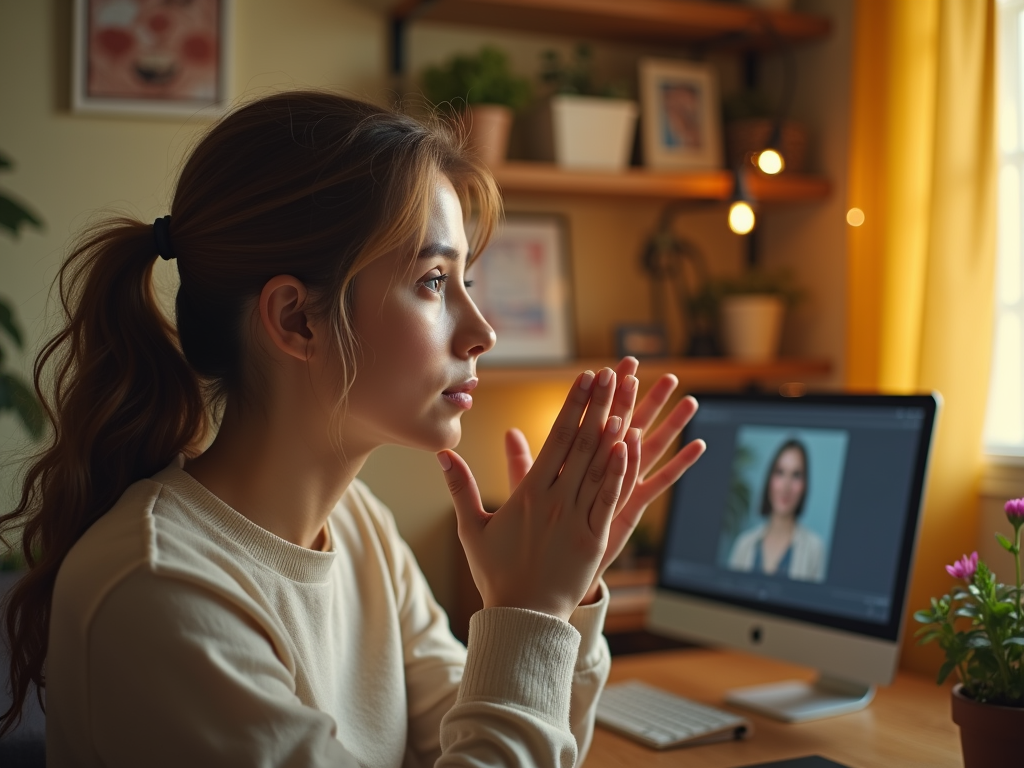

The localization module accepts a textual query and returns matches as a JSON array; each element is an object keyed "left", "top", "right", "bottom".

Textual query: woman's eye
[{"left": 421, "top": 273, "right": 449, "bottom": 294}]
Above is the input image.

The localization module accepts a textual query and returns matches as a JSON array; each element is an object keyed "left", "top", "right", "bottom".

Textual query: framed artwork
[
  {"left": 639, "top": 58, "right": 723, "bottom": 171},
  {"left": 72, "top": 0, "right": 232, "bottom": 117},
  {"left": 467, "top": 214, "right": 574, "bottom": 365}
]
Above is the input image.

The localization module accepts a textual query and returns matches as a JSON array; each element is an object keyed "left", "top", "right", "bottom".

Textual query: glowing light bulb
[
  {"left": 756, "top": 148, "right": 785, "bottom": 175},
  {"left": 846, "top": 207, "right": 865, "bottom": 226},
  {"left": 728, "top": 201, "right": 756, "bottom": 235}
]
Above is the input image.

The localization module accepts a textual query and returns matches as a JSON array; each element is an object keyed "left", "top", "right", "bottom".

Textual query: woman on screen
[{"left": 728, "top": 439, "right": 826, "bottom": 582}]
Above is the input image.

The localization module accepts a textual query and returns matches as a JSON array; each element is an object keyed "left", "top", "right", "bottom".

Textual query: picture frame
[
  {"left": 72, "top": 0, "right": 232, "bottom": 118},
  {"left": 467, "top": 214, "right": 574, "bottom": 366},
  {"left": 639, "top": 58, "right": 723, "bottom": 171}
]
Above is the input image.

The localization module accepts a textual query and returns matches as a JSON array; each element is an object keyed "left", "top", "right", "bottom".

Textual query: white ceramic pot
[
  {"left": 720, "top": 294, "right": 785, "bottom": 362},
  {"left": 464, "top": 104, "right": 513, "bottom": 168},
  {"left": 550, "top": 95, "right": 638, "bottom": 170}
]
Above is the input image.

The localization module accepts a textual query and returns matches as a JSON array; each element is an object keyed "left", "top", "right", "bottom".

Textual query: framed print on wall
[
  {"left": 639, "top": 58, "right": 723, "bottom": 171},
  {"left": 72, "top": 0, "right": 232, "bottom": 117},
  {"left": 467, "top": 214, "right": 575, "bottom": 366}
]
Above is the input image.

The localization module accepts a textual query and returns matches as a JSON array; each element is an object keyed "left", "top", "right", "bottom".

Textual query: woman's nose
[{"left": 457, "top": 293, "right": 496, "bottom": 358}]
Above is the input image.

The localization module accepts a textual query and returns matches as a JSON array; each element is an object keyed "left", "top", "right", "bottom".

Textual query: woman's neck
[
  {"left": 184, "top": 400, "right": 367, "bottom": 550},
  {"left": 766, "top": 513, "right": 797, "bottom": 537}
]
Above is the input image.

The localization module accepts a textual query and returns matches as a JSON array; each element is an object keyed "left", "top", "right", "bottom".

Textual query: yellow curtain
[{"left": 847, "top": 0, "right": 997, "bottom": 676}]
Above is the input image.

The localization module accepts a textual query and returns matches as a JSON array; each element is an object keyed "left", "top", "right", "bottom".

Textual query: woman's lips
[{"left": 442, "top": 378, "right": 477, "bottom": 410}]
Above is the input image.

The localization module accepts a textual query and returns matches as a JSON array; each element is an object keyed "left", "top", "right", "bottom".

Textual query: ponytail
[{"left": 0, "top": 218, "right": 208, "bottom": 734}]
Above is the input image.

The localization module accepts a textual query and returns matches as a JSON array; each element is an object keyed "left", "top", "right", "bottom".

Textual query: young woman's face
[
  {"left": 768, "top": 447, "right": 806, "bottom": 519},
  {"left": 341, "top": 176, "right": 495, "bottom": 454}
]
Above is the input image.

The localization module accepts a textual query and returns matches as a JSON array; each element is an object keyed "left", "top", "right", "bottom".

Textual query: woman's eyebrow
[{"left": 418, "top": 243, "right": 465, "bottom": 262}]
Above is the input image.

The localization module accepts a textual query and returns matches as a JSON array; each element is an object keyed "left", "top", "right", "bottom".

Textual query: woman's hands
[
  {"left": 437, "top": 368, "right": 637, "bottom": 622},
  {"left": 504, "top": 358, "right": 706, "bottom": 605}
]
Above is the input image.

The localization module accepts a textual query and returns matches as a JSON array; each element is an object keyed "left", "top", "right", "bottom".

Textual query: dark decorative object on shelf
[
  {"left": 640, "top": 203, "right": 720, "bottom": 358},
  {"left": 615, "top": 324, "right": 668, "bottom": 359}
]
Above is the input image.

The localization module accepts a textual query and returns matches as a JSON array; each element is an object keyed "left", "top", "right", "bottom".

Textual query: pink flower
[
  {"left": 1005, "top": 498, "right": 1024, "bottom": 523},
  {"left": 945, "top": 551, "right": 979, "bottom": 581}
]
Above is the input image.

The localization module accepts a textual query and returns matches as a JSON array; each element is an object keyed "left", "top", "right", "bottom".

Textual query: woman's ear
[{"left": 259, "top": 275, "right": 314, "bottom": 362}]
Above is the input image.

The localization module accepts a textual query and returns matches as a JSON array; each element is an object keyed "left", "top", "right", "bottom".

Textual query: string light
[
  {"left": 728, "top": 201, "right": 756, "bottom": 235},
  {"left": 756, "top": 148, "right": 785, "bottom": 175},
  {"left": 846, "top": 207, "right": 865, "bottom": 226}
]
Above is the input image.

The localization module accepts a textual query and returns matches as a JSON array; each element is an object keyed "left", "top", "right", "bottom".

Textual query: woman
[
  {"left": 0, "top": 92, "right": 706, "bottom": 767},
  {"left": 728, "top": 439, "right": 826, "bottom": 582}
]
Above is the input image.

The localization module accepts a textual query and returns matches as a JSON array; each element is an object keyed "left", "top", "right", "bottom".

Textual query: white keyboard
[{"left": 596, "top": 680, "right": 753, "bottom": 749}]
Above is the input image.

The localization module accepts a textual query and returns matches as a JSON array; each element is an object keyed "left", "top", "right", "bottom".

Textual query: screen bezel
[{"left": 655, "top": 391, "right": 939, "bottom": 643}]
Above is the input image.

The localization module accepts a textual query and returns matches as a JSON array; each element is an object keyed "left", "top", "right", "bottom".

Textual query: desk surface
[{"left": 587, "top": 649, "right": 961, "bottom": 768}]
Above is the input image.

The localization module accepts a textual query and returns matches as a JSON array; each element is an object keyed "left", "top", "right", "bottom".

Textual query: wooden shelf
[
  {"left": 477, "top": 357, "right": 832, "bottom": 387},
  {"left": 389, "top": 0, "right": 831, "bottom": 49},
  {"left": 491, "top": 161, "right": 831, "bottom": 202}
]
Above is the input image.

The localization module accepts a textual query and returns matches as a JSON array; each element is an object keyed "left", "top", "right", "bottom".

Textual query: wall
[{"left": 1, "top": 0, "right": 852, "bottom": 617}]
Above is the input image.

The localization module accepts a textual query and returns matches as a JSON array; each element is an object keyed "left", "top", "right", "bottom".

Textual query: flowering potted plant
[{"left": 913, "top": 498, "right": 1024, "bottom": 768}]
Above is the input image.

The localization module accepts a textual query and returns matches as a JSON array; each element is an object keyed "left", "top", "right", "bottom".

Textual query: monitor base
[{"left": 725, "top": 675, "right": 876, "bottom": 722}]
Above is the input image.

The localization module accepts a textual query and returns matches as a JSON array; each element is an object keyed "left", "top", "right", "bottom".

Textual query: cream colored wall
[{"left": 1, "top": 0, "right": 852, "bottom": 616}]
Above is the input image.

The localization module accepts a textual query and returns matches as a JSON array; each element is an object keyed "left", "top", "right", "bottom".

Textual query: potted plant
[
  {"left": 722, "top": 88, "right": 809, "bottom": 173},
  {"left": 693, "top": 269, "right": 801, "bottom": 362},
  {"left": 913, "top": 499, "right": 1024, "bottom": 768},
  {"left": 538, "top": 44, "right": 637, "bottom": 171},
  {"left": 421, "top": 46, "right": 532, "bottom": 167}
]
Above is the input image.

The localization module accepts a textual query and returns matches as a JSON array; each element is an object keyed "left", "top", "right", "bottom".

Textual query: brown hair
[{"left": 0, "top": 91, "right": 501, "bottom": 734}]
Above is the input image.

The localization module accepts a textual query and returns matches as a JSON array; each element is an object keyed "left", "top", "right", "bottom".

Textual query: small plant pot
[
  {"left": 725, "top": 118, "right": 809, "bottom": 173},
  {"left": 720, "top": 294, "right": 785, "bottom": 362},
  {"left": 550, "top": 95, "right": 638, "bottom": 171},
  {"left": 952, "top": 684, "right": 1024, "bottom": 768},
  {"left": 464, "top": 104, "right": 513, "bottom": 168}
]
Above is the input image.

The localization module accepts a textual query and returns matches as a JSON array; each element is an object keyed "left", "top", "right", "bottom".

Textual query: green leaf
[
  {"left": 966, "top": 635, "right": 992, "bottom": 649},
  {"left": 992, "top": 602, "right": 1014, "bottom": 617},
  {"left": 913, "top": 610, "right": 935, "bottom": 624},
  {"left": 0, "top": 193, "right": 43, "bottom": 238},
  {"left": 0, "top": 300, "right": 24, "bottom": 349},
  {"left": 937, "top": 659, "right": 956, "bottom": 685},
  {"left": 1003, "top": 637, "right": 1024, "bottom": 646},
  {"left": 0, "top": 152, "right": 10, "bottom": 171},
  {"left": 996, "top": 532, "right": 1015, "bottom": 552},
  {"left": 0, "top": 373, "right": 44, "bottom": 439}
]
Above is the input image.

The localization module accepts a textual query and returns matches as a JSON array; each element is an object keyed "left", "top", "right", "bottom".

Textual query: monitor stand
[{"left": 725, "top": 675, "right": 876, "bottom": 723}]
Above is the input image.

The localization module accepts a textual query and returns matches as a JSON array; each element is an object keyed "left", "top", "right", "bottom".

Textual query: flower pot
[
  {"left": 720, "top": 294, "right": 785, "bottom": 362},
  {"left": 549, "top": 95, "right": 638, "bottom": 170},
  {"left": 952, "top": 684, "right": 1024, "bottom": 768},
  {"left": 464, "top": 104, "right": 513, "bottom": 168},
  {"left": 725, "top": 118, "right": 809, "bottom": 173}
]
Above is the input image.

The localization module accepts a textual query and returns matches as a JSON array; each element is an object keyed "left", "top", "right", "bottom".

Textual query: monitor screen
[{"left": 657, "top": 393, "right": 939, "bottom": 644}]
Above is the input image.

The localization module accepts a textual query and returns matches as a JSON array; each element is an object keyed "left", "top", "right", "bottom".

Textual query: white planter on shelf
[
  {"left": 720, "top": 294, "right": 786, "bottom": 362},
  {"left": 550, "top": 95, "right": 638, "bottom": 170}
]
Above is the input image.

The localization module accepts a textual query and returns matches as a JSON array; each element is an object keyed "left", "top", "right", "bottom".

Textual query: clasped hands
[{"left": 437, "top": 357, "right": 706, "bottom": 623}]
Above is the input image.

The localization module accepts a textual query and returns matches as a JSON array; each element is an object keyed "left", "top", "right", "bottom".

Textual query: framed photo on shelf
[
  {"left": 467, "top": 214, "right": 574, "bottom": 365},
  {"left": 639, "top": 58, "right": 723, "bottom": 171},
  {"left": 72, "top": 0, "right": 232, "bottom": 117}
]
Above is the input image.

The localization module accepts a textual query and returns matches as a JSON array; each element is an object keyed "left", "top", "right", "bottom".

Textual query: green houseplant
[
  {"left": 422, "top": 46, "right": 532, "bottom": 167},
  {"left": 913, "top": 498, "right": 1024, "bottom": 768},
  {"left": 536, "top": 44, "right": 637, "bottom": 171}
]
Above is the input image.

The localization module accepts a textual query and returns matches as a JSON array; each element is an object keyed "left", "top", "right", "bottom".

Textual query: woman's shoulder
[
  {"left": 733, "top": 523, "right": 767, "bottom": 547},
  {"left": 793, "top": 523, "right": 825, "bottom": 551}
]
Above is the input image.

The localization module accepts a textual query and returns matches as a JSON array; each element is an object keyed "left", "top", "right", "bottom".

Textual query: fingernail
[
  {"left": 624, "top": 375, "right": 637, "bottom": 392},
  {"left": 436, "top": 451, "right": 452, "bottom": 471},
  {"left": 628, "top": 427, "right": 642, "bottom": 443},
  {"left": 598, "top": 368, "right": 613, "bottom": 387},
  {"left": 607, "top": 416, "right": 622, "bottom": 435},
  {"left": 580, "top": 370, "right": 595, "bottom": 390}
]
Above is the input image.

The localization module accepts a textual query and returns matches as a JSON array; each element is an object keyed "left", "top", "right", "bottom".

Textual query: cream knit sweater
[{"left": 46, "top": 459, "right": 610, "bottom": 767}]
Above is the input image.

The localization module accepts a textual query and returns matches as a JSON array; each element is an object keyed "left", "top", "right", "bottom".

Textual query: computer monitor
[{"left": 648, "top": 392, "right": 939, "bottom": 722}]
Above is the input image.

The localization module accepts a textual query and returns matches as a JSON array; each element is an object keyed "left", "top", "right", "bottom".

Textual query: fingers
[
  {"left": 589, "top": 441, "right": 628, "bottom": 536},
  {"left": 631, "top": 438, "right": 707, "bottom": 512},
  {"left": 619, "top": 427, "right": 643, "bottom": 516},
  {"left": 504, "top": 428, "right": 534, "bottom": 494},
  {"left": 638, "top": 395, "right": 699, "bottom": 477},
  {"left": 530, "top": 370, "right": 597, "bottom": 487},
  {"left": 559, "top": 368, "right": 617, "bottom": 490},
  {"left": 436, "top": 450, "right": 488, "bottom": 540},
  {"left": 631, "top": 373, "right": 679, "bottom": 434}
]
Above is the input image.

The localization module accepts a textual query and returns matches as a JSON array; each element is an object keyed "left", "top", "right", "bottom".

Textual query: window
[{"left": 985, "top": 0, "right": 1024, "bottom": 457}]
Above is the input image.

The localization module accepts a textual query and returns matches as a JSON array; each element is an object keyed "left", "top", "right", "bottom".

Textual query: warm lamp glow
[
  {"left": 846, "top": 207, "right": 866, "bottom": 226},
  {"left": 728, "top": 201, "right": 756, "bottom": 235},
  {"left": 756, "top": 148, "right": 785, "bottom": 175}
]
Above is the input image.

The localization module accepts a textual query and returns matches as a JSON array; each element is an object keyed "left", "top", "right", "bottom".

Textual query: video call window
[{"left": 717, "top": 427, "right": 848, "bottom": 585}]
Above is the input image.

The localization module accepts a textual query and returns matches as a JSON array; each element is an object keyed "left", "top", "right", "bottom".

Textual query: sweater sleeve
[{"left": 84, "top": 569, "right": 362, "bottom": 768}]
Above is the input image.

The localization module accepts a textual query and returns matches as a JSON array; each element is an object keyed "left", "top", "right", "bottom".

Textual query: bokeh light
[{"left": 728, "top": 201, "right": 756, "bottom": 235}]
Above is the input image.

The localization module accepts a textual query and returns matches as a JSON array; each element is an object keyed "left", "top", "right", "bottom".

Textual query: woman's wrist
[{"left": 579, "top": 577, "right": 603, "bottom": 606}]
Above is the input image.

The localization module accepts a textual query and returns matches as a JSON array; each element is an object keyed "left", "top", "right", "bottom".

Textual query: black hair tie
[{"left": 153, "top": 215, "right": 176, "bottom": 261}]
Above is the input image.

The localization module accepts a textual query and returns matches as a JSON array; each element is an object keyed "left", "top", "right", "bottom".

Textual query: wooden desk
[{"left": 586, "top": 649, "right": 961, "bottom": 768}]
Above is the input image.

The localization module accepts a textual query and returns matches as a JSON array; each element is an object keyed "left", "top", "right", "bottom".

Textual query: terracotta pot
[
  {"left": 464, "top": 104, "right": 513, "bottom": 168},
  {"left": 951, "top": 684, "right": 1024, "bottom": 768}
]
